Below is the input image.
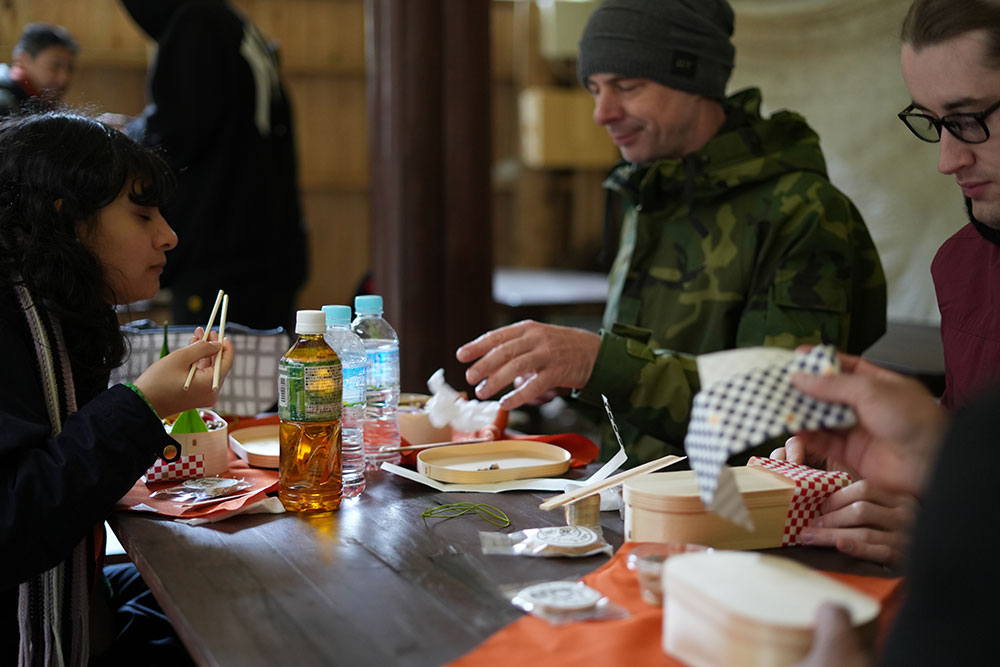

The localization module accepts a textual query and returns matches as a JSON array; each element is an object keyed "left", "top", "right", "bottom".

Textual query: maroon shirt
[{"left": 932, "top": 220, "right": 1000, "bottom": 409}]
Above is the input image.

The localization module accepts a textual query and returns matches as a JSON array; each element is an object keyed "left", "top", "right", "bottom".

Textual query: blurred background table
[{"left": 492, "top": 267, "right": 607, "bottom": 330}]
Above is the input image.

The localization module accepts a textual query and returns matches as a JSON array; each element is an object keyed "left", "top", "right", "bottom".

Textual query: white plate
[{"left": 229, "top": 425, "right": 280, "bottom": 469}]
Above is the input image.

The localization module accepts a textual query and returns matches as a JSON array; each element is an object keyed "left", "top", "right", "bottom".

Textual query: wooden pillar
[{"left": 366, "top": 0, "right": 493, "bottom": 395}]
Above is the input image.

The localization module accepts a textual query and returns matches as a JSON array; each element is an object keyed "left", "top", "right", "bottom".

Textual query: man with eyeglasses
[
  {"left": 796, "top": 1, "right": 1000, "bottom": 664},
  {"left": 895, "top": 0, "right": 1000, "bottom": 411}
]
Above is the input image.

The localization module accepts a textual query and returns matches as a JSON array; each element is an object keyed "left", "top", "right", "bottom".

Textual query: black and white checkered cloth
[{"left": 684, "top": 345, "right": 856, "bottom": 528}]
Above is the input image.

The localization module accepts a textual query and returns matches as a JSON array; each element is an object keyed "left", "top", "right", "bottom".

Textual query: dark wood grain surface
[
  {"left": 110, "top": 468, "right": 626, "bottom": 667},
  {"left": 110, "top": 468, "right": 895, "bottom": 667}
]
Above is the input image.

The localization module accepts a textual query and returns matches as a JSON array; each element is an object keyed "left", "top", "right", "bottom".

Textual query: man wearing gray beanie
[{"left": 458, "top": 0, "right": 888, "bottom": 539}]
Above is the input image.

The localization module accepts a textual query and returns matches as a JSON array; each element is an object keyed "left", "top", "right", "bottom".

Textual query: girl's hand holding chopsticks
[{"left": 132, "top": 330, "right": 235, "bottom": 418}]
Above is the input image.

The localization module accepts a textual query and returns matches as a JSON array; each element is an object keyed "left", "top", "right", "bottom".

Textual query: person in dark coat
[{"left": 121, "top": 0, "right": 308, "bottom": 332}]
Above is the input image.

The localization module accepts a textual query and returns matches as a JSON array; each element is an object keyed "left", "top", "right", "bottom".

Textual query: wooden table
[{"left": 110, "top": 468, "right": 893, "bottom": 667}]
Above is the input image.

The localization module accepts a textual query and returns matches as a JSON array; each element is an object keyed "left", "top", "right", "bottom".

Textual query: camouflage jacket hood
[{"left": 606, "top": 87, "right": 828, "bottom": 213}]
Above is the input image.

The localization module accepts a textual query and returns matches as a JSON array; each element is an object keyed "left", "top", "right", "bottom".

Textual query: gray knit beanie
[{"left": 578, "top": 0, "right": 735, "bottom": 101}]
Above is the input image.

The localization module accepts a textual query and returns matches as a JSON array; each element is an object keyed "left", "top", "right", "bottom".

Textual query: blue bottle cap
[
  {"left": 354, "top": 294, "right": 384, "bottom": 315},
  {"left": 322, "top": 304, "right": 352, "bottom": 326}
]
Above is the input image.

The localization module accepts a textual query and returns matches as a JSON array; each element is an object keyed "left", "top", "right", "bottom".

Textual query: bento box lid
[
  {"left": 624, "top": 466, "right": 795, "bottom": 513},
  {"left": 665, "top": 550, "right": 880, "bottom": 635}
]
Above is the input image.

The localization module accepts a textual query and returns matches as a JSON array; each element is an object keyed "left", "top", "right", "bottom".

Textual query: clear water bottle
[
  {"left": 351, "top": 295, "right": 401, "bottom": 468},
  {"left": 322, "top": 305, "right": 367, "bottom": 498}
]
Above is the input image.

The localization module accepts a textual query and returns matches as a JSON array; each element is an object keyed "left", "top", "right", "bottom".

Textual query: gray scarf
[{"left": 15, "top": 283, "right": 89, "bottom": 667}]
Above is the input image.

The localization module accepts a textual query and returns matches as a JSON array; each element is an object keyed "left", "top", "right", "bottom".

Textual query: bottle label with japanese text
[{"left": 278, "top": 359, "right": 343, "bottom": 421}]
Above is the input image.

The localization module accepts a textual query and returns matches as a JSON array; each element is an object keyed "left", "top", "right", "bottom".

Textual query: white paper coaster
[
  {"left": 535, "top": 525, "right": 601, "bottom": 548},
  {"left": 516, "top": 581, "right": 602, "bottom": 612}
]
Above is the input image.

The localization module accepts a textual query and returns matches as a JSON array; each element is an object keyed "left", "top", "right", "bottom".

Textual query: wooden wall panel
[
  {"left": 491, "top": 81, "right": 517, "bottom": 165},
  {"left": 491, "top": 189, "right": 514, "bottom": 268},
  {"left": 490, "top": 0, "right": 513, "bottom": 82},
  {"left": 285, "top": 74, "right": 368, "bottom": 191},
  {"left": 234, "top": 0, "right": 364, "bottom": 74},
  {"left": 64, "top": 66, "right": 147, "bottom": 117},
  {"left": 569, "top": 170, "right": 606, "bottom": 269},
  {"left": 511, "top": 170, "right": 565, "bottom": 267},
  {"left": 298, "top": 190, "right": 371, "bottom": 310}
]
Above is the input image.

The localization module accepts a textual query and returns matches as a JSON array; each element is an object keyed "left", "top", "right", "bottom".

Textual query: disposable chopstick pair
[
  {"left": 538, "top": 453, "right": 686, "bottom": 511},
  {"left": 212, "top": 294, "right": 229, "bottom": 390},
  {"left": 379, "top": 437, "right": 492, "bottom": 454},
  {"left": 182, "top": 289, "right": 229, "bottom": 391}
]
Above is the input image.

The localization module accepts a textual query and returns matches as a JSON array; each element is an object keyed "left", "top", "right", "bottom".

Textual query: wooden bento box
[
  {"left": 623, "top": 467, "right": 795, "bottom": 549},
  {"left": 663, "top": 551, "right": 879, "bottom": 666}
]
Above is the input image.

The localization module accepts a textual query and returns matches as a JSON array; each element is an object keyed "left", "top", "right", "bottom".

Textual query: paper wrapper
[{"left": 119, "top": 449, "right": 279, "bottom": 523}]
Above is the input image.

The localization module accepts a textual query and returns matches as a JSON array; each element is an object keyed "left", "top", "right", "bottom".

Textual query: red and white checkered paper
[
  {"left": 144, "top": 454, "right": 205, "bottom": 483},
  {"left": 748, "top": 457, "right": 852, "bottom": 546}
]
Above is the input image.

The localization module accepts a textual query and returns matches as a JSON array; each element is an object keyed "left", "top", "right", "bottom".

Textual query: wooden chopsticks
[
  {"left": 212, "top": 293, "right": 229, "bottom": 390},
  {"left": 538, "top": 454, "right": 685, "bottom": 511},
  {"left": 183, "top": 289, "right": 227, "bottom": 390}
]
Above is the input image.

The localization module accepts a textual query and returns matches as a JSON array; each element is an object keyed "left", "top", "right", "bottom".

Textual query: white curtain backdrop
[{"left": 730, "top": 0, "right": 958, "bottom": 323}]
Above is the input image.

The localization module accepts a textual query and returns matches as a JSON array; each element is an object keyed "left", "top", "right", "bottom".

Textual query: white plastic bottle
[
  {"left": 351, "top": 295, "right": 401, "bottom": 468},
  {"left": 323, "top": 305, "right": 367, "bottom": 498}
]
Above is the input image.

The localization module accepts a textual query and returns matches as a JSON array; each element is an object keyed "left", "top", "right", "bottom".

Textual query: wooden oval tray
[
  {"left": 229, "top": 424, "right": 280, "bottom": 469},
  {"left": 416, "top": 440, "right": 570, "bottom": 483}
]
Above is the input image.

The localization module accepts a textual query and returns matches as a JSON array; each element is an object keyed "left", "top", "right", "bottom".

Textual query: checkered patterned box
[
  {"left": 748, "top": 457, "right": 851, "bottom": 546},
  {"left": 144, "top": 409, "right": 230, "bottom": 483},
  {"left": 144, "top": 454, "right": 207, "bottom": 483}
]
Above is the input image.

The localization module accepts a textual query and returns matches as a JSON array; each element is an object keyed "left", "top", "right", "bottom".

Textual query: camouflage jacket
[{"left": 575, "top": 88, "right": 887, "bottom": 464}]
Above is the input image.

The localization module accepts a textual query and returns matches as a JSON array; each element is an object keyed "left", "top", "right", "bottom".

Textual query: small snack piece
[{"left": 480, "top": 525, "right": 613, "bottom": 558}]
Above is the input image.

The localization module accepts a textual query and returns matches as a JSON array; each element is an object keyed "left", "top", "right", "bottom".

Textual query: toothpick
[
  {"left": 183, "top": 289, "right": 224, "bottom": 390},
  {"left": 212, "top": 293, "right": 229, "bottom": 391}
]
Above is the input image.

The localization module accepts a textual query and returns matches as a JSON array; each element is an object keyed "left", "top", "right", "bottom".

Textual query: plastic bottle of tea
[{"left": 278, "top": 310, "right": 342, "bottom": 512}]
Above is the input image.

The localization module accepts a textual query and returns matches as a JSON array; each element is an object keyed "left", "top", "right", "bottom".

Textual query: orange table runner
[{"left": 448, "top": 542, "right": 903, "bottom": 667}]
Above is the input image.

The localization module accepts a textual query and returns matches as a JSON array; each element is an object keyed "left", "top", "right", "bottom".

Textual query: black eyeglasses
[{"left": 898, "top": 99, "right": 1000, "bottom": 144}]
